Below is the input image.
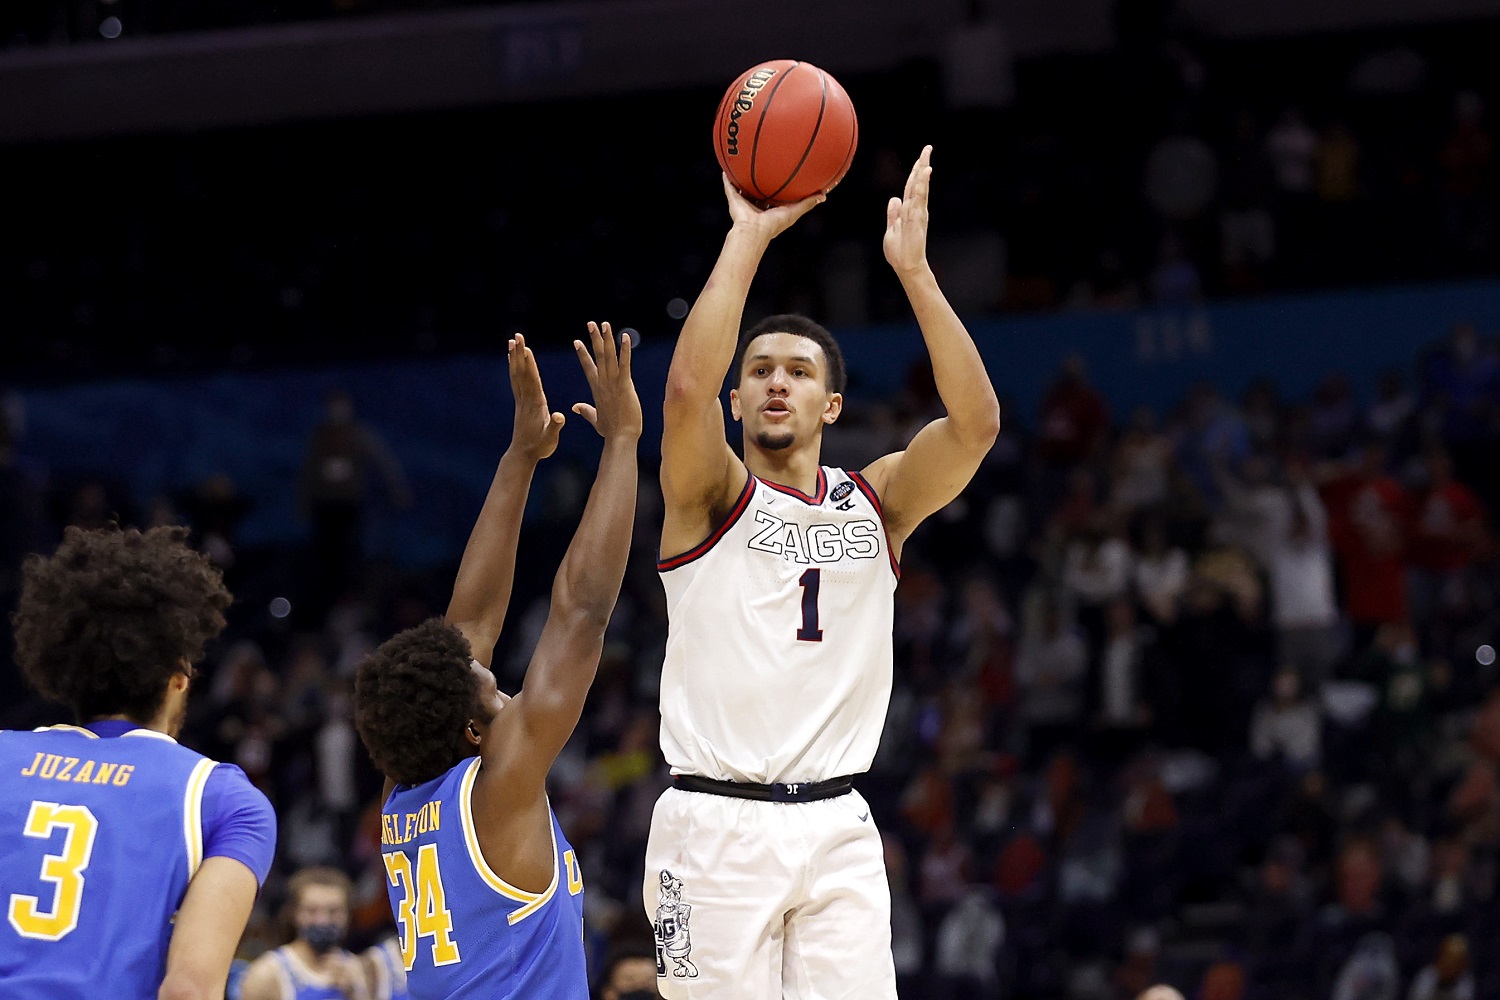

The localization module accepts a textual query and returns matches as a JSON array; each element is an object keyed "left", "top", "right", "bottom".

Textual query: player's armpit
[
  {"left": 158, "top": 856, "right": 260, "bottom": 1000},
  {"left": 862, "top": 415, "right": 995, "bottom": 546}
]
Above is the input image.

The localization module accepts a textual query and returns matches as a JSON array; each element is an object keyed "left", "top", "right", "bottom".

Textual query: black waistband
[{"left": 672, "top": 773, "right": 855, "bottom": 802}]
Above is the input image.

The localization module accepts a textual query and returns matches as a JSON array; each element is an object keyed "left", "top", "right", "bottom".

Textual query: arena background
[{"left": 3, "top": 0, "right": 1500, "bottom": 996}]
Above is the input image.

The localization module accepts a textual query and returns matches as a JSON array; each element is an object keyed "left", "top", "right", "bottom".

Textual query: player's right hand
[
  {"left": 508, "top": 333, "right": 566, "bottom": 461},
  {"left": 723, "top": 173, "right": 824, "bottom": 242},
  {"left": 571, "top": 321, "right": 642, "bottom": 442}
]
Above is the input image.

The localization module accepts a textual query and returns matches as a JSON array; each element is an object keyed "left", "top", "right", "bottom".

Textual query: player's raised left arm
[
  {"left": 861, "top": 146, "right": 1000, "bottom": 546},
  {"left": 445, "top": 334, "right": 563, "bottom": 668}
]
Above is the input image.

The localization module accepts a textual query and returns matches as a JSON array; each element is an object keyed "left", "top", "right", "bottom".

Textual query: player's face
[
  {"left": 294, "top": 883, "right": 350, "bottom": 936},
  {"left": 730, "top": 333, "right": 842, "bottom": 452},
  {"left": 605, "top": 956, "right": 660, "bottom": 1000}
]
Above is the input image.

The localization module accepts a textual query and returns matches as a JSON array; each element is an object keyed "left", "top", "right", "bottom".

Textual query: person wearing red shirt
[
  {"left": 1321, "top": 441, "right": 1412, "bottom": 650},
  {"left": 1408, "top": 448, "right": 1488, "bottom": 649}
]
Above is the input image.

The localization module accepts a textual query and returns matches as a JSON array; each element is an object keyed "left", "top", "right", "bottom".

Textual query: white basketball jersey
[{"left": 657, "top": 466, "right": 898, "bottom": 784}]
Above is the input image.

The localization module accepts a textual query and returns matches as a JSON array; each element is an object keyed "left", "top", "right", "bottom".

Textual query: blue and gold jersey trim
[
  {"left": 456, "top": 757, "right": 560, "bottom": 925},
  {"left": 183, "top": 759, "right": 215, "bottom": 876}
]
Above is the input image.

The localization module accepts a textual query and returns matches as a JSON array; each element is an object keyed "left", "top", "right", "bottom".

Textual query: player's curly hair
[
  {"left": 354, "top": 617, "right": 479, "bottom": 786},
  {"left": 735, "top": 313, "right": 847, "bottom": 394},
  {"left": 12, "top": 525, "right": 231, "bottom": 723}
]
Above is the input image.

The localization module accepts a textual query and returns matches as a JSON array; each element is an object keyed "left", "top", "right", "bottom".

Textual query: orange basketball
[{"left": 713, "top": 60, "right": 858, "bottom": 207}]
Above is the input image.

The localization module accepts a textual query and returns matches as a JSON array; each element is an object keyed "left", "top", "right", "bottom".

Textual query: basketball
[{"left": 713, "top": 59, "right": 858, "bottom": 207}]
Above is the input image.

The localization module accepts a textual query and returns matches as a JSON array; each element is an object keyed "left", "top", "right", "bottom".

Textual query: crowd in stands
[
  {"left": 3, "top": 313, "right": 1498, "bottom": 999},
  {"left": 3, "top": 14, "right": 1497, "bottom": 382}
]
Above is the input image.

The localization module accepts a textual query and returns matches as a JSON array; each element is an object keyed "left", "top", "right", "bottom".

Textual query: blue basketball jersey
[
  {"left": 381, "top": 756, "right": 587, "bottom": 1000},
  {"left": 366, "top": 936, "right": 412, "bottom": 1000},
  {"left": 0, "top": 724, "right": 222, "bottom": 1000},
  {"left": 268, "top": 946, "right": 360, "bottom": 1000}
]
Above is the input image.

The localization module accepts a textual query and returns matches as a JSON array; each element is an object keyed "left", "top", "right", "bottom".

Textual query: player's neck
[
  {"left": 743, "top": 443, "right": 823, "bottom": 497},
  {"left": 288, "top": 938, "right": 343, "bottom": 971},
  {"left": 86, "top": 712, "right": 168, "bottom": 735}
]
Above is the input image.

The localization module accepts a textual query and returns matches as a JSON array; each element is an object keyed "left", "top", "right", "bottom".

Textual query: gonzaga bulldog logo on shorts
[{"left": 654, "top": 870, "right": 698, "bottom": 979}]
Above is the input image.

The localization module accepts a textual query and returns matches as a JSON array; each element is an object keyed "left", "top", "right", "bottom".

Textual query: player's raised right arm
[
  {"left": 660, "top": 178, "right": 824, "bottom": 535},
  {"left": 492, "top": 322, "right": 641, "bottom": 785}
]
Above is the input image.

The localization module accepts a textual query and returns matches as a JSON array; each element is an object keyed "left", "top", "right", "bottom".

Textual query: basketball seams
[
  {"left": 832, "top": 82, "right": 858, "bottom": 193},
  {"left": 763, "top": 67, "right": 829, "bottom": 204},
  {"left": 748, "top": 60, "right": 800, "bottom": 202}
]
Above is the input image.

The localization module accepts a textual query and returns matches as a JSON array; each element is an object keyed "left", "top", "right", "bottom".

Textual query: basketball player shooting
[{"left": 646, "top": 145, "right": 1000, "bottom": 998}]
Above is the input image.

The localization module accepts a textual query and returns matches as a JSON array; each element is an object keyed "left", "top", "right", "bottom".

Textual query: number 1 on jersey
[{"left": 796, "top": 568, "right": 823, "bottom": 642}]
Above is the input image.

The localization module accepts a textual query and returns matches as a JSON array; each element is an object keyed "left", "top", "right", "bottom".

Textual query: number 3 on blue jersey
[
  {"left": 8, "top": 800, "right": 100, "bottom": 942},
  {"left": 384, "top": 844, "right": 461, "bottom": 970}
]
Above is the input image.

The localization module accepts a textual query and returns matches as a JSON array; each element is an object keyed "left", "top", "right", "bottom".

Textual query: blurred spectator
[
  {"left": 1219, "top": 112, "right": 1277, "bottom": 291},
  {"left": 1437, "top": 92, "right": 1494, "bottom": 263},
  {"left": 179, "top": 473, "right": 254, "bottom": 572},
  {"left": 1096, "top": 597, "right": 1151, "bottom": 759},
  {"left": 1132, "top": 515, "right": 1190, "bottom": 626},
  {"left": 1266, "top": 107, "right": 1319, "bottom": 282},
  {"left": 1174, "top": 384, "right": 1251, "bottom": 507},
  {"left": 297, "top": 388, "right": 413, "bottom": 617},
  {"left": 933, "top": 885, "right": 1006, "bottom": 999},
  {"left": 1420, "top": 322, "right": 1500, "bottom": 511},
  {"left": 1310, "top": 373, "right": 1360, "bottom": 460},
  {"left": 1110, "top": 406, "right": 1173, "bottom": 514},
  {"left": 1329, "top": 931, "right": 1400, "bottom": 1000},
  {"left": 1322, "top": 441, "right": 1412, "bottom": 647},
  {"left": 1251, "top": 667, "right": 1323, "bottom": 773},
  {"left": 1112, "top": 927, "right": 1162, "bottom": 1000},
  {"left": 1062, "top": 513, "right": 1134, "bottom": 651},
  {"left": 1366, "top": 370, "right": 1416, "bottom": 447},
  {"left": 1147, "top": 232, "right": 1203, "bottom": 306},
  {"left": 1223, "top": 454, "right": 1343, "bottom": 683},
  {"left": 1352, "top": 622, "right": 1435, "bottom": 784},
  {"left": 1038, "top": 356, "right": 1111, "bottom": 476},
  {"left": 1198, "top": 958, "right": 1247, "bottom": 1000},
  {"left": 885, "top": 835, "right": 926, "bottom": 995},
  {"left": 1406, "top": 448, "right": 1488, "bottom": 650},
  {"left": 1015, "top": 601, "right": 1089, "bottom": 763},
  {"left": 597, "top": 944, "right": 661, "bottom": 1000},
  {"left": 1407, "top": 934, "right": 1474, "bottom": 1000}
]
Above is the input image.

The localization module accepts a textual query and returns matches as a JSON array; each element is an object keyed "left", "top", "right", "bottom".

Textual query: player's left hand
[
  {"left": 508, "top": 333, "right": 565, "bottom": 461},
  {"left": 883, "top": 144, "right": 934, "bottom": 277}
]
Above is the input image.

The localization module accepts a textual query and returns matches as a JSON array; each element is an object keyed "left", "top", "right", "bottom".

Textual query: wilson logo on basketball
[{"left": 725, "top": 68, "right": 778, "bottom": 156}]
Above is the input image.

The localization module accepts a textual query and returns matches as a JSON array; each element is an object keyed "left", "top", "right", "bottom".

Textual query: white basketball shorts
[{"left": 642, "top": 784, "right": 898, "bottom": 1000}]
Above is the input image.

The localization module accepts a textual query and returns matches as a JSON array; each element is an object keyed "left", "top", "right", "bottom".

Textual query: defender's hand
[
  {"left": 571, "top": 321, "right": 642, "bottom": 441},
  {"left": 724, "top": 173, "right": 825, "bottom": 243},
  {"left": 508, "top": 333, "right": 565, "bottom": 461},
  {"left": 883, "top": 145, "right": 934, "bottom": 277}
]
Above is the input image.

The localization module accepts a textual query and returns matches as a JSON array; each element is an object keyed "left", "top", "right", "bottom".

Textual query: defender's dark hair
[
  {"left": 733, "top": 314, "right": 847, "bottom": 394},
  {"left": 12, "top": 525, "right": 230, "bottom": 723},
  {"left": 354, "top": 617, "right": 479, "bottom": 786}
]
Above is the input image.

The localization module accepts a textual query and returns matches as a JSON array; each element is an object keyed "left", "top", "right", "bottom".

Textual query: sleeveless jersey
[
  {"left": 380, "top": 756, "right": 587, "bottom": 1000},
  {"left": 366, "top": 936, "right": 411, "bottom": 1000},
  {"left": 267, "top": 946, "right": 363, "bottom": 1000},
  {"left": 0, "top": 724, "right": 222, "bottom": 1000},
  {"left": 657, "top": 467, "right": 898, "bottom": 783}
]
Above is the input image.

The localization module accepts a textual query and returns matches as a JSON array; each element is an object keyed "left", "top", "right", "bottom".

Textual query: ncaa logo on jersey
[{"left": 829, "top": 481, "right": 856, "bottom": 502}]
